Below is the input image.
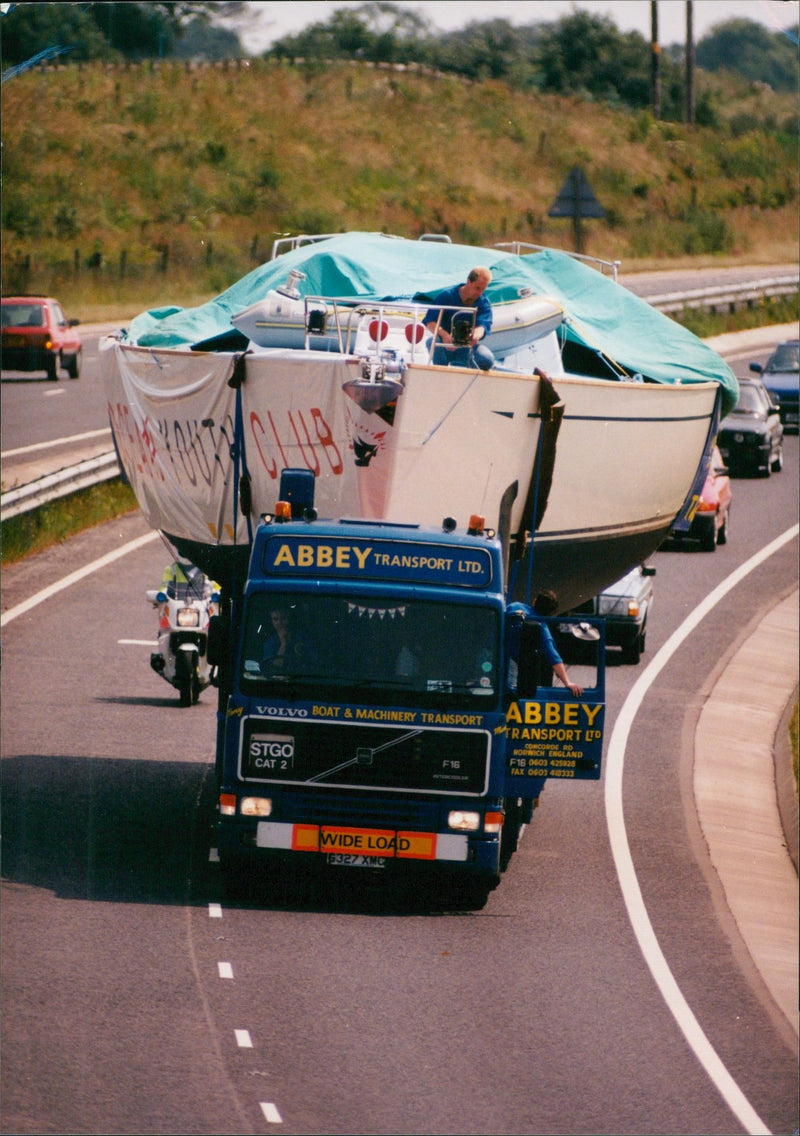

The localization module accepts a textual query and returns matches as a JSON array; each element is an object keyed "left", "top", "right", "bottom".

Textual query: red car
[
  {"left": 1, "top": 295, "right": 82, "bottom": 379},
  {"left": 670, "top": 444, "right": 732, "bottom": 551}
]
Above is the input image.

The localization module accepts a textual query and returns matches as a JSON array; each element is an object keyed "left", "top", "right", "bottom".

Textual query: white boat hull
[{"left": 102, "top": 339, "right": 717, "bottom": 608}]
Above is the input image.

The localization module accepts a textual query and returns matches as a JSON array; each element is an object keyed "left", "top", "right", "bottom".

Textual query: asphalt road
[{"left": 1, "top": 326, "right": 797, "bottom": 1135}]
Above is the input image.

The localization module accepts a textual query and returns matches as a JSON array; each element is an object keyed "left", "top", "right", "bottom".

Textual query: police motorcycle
[{"left": 146, "top": 561, "right": 220, "bottom": 706}]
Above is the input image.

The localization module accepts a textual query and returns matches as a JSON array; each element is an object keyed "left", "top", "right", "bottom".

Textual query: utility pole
[
  {"left": 650, "top": 1, "right": 661, "bottom": 119},
  {"left": 685, "top": 0, "right": 695, "bottom": 125}
]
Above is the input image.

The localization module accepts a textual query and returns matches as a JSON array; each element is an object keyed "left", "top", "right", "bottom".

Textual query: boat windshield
[{"left": 239, "top": 592, "right": 500, "bottom": 707}]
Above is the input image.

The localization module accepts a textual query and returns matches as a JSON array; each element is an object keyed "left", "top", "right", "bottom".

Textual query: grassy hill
[{"left": 2, "top": 58, "right": 797, "bottom": 319}]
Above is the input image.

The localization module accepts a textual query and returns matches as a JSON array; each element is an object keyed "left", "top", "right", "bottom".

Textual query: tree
[
  {"left": 0, "top": 1, "right": 246, "bottom": 66},
  {"left": 1, "top": 3, "right": 112, "bottom": 65},
  {"left": 697, "top": 18, "right": 800, "bottom": 92},
  {"left": 267, "top": 1, "right": 430, "bottom": 63}
]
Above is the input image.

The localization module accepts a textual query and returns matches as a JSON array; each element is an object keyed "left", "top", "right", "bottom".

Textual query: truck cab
[{"left": 211, "top": 478, "right": 604, "bottom": 909}]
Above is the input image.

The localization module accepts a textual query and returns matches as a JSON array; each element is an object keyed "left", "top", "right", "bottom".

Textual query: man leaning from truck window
[
  {"left": 424, "top": 266, "right": 495, "bottom": 371},
  {"left": 533, "top": 591, "right": 584, "bottom": 698}
]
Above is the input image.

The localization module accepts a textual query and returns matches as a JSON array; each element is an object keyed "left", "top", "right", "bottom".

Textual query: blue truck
[{"left": 209, "top": 471, "right": 604, "bottom": 909}]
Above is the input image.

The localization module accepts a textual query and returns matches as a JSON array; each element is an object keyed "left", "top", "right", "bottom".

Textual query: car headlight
[{"left": 177, "top": 606, "right": 200, "bottom": 627}]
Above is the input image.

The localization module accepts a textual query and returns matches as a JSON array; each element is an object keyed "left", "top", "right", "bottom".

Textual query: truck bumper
[{"left": 218, "top": 817, "right": 501, "bottom": 878}]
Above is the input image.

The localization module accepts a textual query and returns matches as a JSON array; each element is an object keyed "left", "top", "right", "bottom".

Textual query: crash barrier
[{"left": 0, "top": 451, "right": 121, "bottom": 520}]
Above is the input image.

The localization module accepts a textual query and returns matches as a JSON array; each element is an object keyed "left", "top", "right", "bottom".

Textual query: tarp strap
[
  {"left": 514, "top": 370, "right": 565, "bottom": 548},
  {"left": 228, "top": 352, "right": 254, "bottom": 550}
]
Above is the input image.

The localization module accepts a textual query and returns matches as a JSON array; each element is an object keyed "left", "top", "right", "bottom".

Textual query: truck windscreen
[{"left": 239, "top": 592, "right": 500, "bottom": 704}]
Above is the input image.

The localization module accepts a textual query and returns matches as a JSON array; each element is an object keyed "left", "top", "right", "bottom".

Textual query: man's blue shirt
[{"left": 424, "top": 284, "right": 493, "bottom": 336}]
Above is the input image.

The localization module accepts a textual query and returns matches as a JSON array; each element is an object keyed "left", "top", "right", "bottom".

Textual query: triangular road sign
[{"left": 548, "top": 167, "right": 605, "bottom": 219}]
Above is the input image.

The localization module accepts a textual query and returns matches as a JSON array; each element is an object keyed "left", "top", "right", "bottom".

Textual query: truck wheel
[
  {"left": 500, "top": 799, "right": 523, "bottom": 871},
  {"left": 443, "top": 878, "right": 492, "bottom": 911}
]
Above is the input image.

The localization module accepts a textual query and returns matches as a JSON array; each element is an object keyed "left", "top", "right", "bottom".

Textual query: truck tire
[
  {"left": 500, "top": 798, "right": 523, "bottom": 871},
  {"left": 449, "top": 878, "right": 493, "bottom": 910}
]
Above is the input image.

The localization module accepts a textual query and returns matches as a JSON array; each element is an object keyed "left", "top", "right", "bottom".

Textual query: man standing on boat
[{"left": 424, "top": 266, "right": 495, "bottom": 371}]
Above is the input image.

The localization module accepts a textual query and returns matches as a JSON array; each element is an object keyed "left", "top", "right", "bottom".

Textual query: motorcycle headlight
[{"left": 177, "top": 606, "right": 200, "bottom": 628}]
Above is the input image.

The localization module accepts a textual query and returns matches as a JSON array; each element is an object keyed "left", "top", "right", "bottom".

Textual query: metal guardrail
[
  {"left": 1, "top": 451, "right": 121, "bottom": 521},
  {"left": 645, "top": 275, "right": 798, "bottom": 314},
  {"left": 1, "top": 276, "right": 797, "bottom": 522}
]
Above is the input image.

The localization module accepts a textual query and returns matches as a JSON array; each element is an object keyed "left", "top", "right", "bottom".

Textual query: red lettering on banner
[
  {"left": 288, "top": 411, "right": 320, "bottom": 475},
  {"left": 250, "top": 412, "right": 279, "bottom": 480},
  {"left": 311, "top": 407, "right": 344, "bottom": 474},
  {"left": 267, "top": 411, "right": 290, "bottom": 468},
  {"left": 249, "top": 407, "right": 343, "bottom": 478}
]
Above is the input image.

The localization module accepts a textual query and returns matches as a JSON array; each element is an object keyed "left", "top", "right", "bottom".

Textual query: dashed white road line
[
  {"left": 208, "top": 902, "right": 223, "bottom": 919},
  {"left": 260, "top": 1102, "right": 283, "bottom": 1124},
  {"left": 235, "top": 1029, "right": 253, "bottom": 1048},
  {"left": 218, "top": 962, "right": 234, "bottom": 980}
]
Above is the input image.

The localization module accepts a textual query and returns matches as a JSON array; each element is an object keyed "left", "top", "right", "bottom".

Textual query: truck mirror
[
  {"left": 206, "top": 614, "right": 228, "bottom": 670},
  {"left": 517, "top": 619, "right": 543, "bottom": 698}
]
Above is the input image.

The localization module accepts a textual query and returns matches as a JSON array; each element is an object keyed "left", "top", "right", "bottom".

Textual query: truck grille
[{"left": 241, "top": 718, "right": 490, "bottom": 796}]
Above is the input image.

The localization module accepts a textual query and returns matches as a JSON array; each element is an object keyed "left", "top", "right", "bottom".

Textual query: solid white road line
[
  {"left": 1, "top": 530, "right": 159, "bottom": 628},
  {"left": 605, "top": 524, "right": 798, "bottom": 1136},
  {"left": 2, "top": 427, "right": 112, "bottom": 458}
]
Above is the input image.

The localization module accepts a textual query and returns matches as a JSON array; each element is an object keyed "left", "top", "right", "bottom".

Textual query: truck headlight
[
  {"left": 448, "top": 810, "right": 480, "bottom": 831},
  {"left": 240, "top": 797, "right": 272, "bottom": 817}
]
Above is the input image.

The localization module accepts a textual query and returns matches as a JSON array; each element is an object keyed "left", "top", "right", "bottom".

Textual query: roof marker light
[
  {"left": 467, "top": 514, "right": 485, "bottom": 535},
  {"left": 274, "top": 500, "right": 291, "bottom": 522}
]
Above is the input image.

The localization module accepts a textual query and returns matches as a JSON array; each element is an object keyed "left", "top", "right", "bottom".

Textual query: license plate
[
  {"left": 4, "top": 335, "right": 26, "bottom": 348},
  {"left": 327, "top": 853, "right": 386, "bottom": 868}
]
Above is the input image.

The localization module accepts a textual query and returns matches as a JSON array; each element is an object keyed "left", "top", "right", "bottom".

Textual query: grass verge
[{"left": 1, "top": 478, "right": 140, "bottom": 566}]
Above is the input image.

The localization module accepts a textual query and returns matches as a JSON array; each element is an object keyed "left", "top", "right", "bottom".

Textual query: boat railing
[
  {"left": 301, "top": 296, "right": 482, "bottom": 367},
  {"left": 495, "top": 241, "right": 621, "bottom": 282},
  {"left": 301, "top": 296, "right": 434, "bottom": 363},
  {"left": 269, "top": 232, "right": 621, "bottom": 284},
  {"left": 271, "top": 232, "right": 387, "bottom": 260}
]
